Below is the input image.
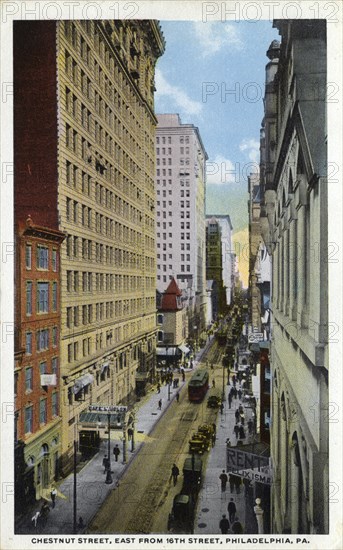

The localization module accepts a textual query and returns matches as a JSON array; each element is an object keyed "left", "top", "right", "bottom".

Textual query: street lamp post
[
  {"left": 73, "top": 439, "right": 77, "bottom": 533},
  {"left": 122, "top": 421, "right": 127, "bottom": 464},
  {"left": 105, "top": 412, "right": 113, "bottom": 484}
]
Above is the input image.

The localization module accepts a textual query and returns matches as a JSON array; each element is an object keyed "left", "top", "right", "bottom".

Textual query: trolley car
[{"left": 188, "top": 369, "right": 209, "bottom": 402}]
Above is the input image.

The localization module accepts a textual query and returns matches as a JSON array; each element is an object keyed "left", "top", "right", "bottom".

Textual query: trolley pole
[
  {"left": 73, "top": 439, "right": 77, "bottom": 533},
  {"left": 105, "top": 413, "right": 113, "bottom": 484}
]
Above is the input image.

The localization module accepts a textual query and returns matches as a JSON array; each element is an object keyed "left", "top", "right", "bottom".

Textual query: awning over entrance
[
  {"left": 178, "top": 344, "right": 190, "bottom": 354},
  {"left": 156, "top": 346, "right": 179, "bottom": 356},
  {"left": 100, "top": 362, "right": 109, "bottom": 374},
  {"left": 73, "top": 373, "right": 94, "bottom": 394}
]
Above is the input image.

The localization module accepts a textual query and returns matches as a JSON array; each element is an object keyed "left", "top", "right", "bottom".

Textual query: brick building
[{"left": 14, "top": 216, "right": 65, "bottom": 513}]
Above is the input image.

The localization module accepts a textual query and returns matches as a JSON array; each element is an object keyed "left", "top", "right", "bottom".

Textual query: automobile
[
  {"left": 197, "top": 423, "right": 215, "bottom": 449},
  {"left": 207, "top": 395, "right": 221, "bottom": 408},
  {"left": 167, "top": 494, "right": 195, "bottom": 533},
  {"left": 182, "top": 456, "right": 203, "bottom": 492},
  {"left": 189, "top": 433, "right": 207, "bottom": 454}
]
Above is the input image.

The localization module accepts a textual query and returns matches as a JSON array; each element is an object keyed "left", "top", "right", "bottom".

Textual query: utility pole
[
  {"left": 73, "top": 439, "right": 77, "bottom": 533},
  {"left": 105, "top": 413, "right": 113, "bottom": 484}
]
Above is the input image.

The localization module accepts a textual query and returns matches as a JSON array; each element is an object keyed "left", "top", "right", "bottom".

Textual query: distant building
[
  {"left": 14, "top": 216, "right": 65, "bottom": 514},
  {"left": 206, "top": 214, "right": 234, "bottom": 313},
  {"left": 155, "top": 114, "right": 208, "bottom": 344},
  {"left": 260, "top": 21, "right": 328, "bottom": 533},
  {"left": 156, "top": 278, "right": 189, "bottom": 366}
]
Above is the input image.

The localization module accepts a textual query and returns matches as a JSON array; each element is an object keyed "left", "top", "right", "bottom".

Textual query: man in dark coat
[
  {"left": 113, "top": 444, "right": 120, "bottom": 462},
  {"left": 219, "top": 514, "right": 230, "bottom": 534},
  {"left": 171, "top": 463, "right": 180, "bottom": 486},
  {"left": 227, "top": 498, "right": 237, "bottom": 524},
  {"left": 219, "top": 470, "right": 228, "bottom": 492}
]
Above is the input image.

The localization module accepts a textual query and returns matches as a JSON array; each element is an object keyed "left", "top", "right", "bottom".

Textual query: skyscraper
[
  {"left": 14, "top": 20, "right": 165, "bottom": 472},
  {"left": 155, "top": 114, "right": 208, "bottom": 341}
]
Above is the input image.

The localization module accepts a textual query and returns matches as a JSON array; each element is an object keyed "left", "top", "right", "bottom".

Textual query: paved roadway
[{"left": 89, "top": 340, "right": 224, "bottom": 534}]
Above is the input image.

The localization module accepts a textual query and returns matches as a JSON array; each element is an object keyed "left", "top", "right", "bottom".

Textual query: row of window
[
  {"left": 26, "top": 281, "right": 58, "bottom": 315},
  {"left": 157, "top": 232, "right": 191, "bottom": 241},
  {"left": 66, "top": 271, "right": 152, "bottom": 293},
  {"left": 66, "top": 297, "right": 155, "bottom": 328},
  {"left": 24, "top": 395, "right": 58, "bottom": 434},
  {"left": 66, "top": 318, "right": 150, "bottom": 363},
  {"left": 65, "top": 197, "right": 144, "bottom": 242},
  {"left": 24, "top": 359, "right": 58, "bottom": 392},
  {"left": 26, "top": 245, "right": 58, "bottom": 271},
  {"left": 26, "top": 327, "right": 58, "bottom": 354},
  {"left": 65, "top": 235, "right": 153, "bottom": 268},
  {"left": 156, "top": 136, "right": 190, "bottom": 145}
]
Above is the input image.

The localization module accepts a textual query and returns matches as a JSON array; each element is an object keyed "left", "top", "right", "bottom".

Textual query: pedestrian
[
  {"left": 220, "top": 402, "right": 224, "bottom": 415},
  {"left": 219, "top": 514, "right": 230, "bottom": 534},
  {"left": 235, "top": 409, "right": 240, "bottom": 424},
  {"left": 229, "top": 474, "right": 235, "bottom": 493},
  {"left": 50, "top": 486, "right": 57, "bottom": 509},
  {"left": 248, "top": 418, "right": 254, "bottom": 434},
  {"left": 232, "top": 375, "right": 236, "bottom": 387},
  {"left": 77, "top": 516, "right": 85, "bottom": 532},
  {"left": 233, "top": 387, "right": 238, "bottom": 399},
  {"left": 219, "top": 470, "right": 228, "bottom": 492},
  {"left": 232, "top": 517, "right": 244, "bottom": 533},
  {"left": 228, "top": 393, "right": 232, "bottom": 408},
  {"left": 239, "top": 425, "right": 246, "bottom": 439},
  {"left": 40, "top": 501, "right": 50, "bottom": 526},
  {"left": 210, "top": 362, "right": 214, "bottom": 370},
  {"left": 102, "top": 455, "right": 109, "bottom": 473},
  {"left": 171, "top": 463, "right": 180, "bottom": 486},
  {"left": 31, "top": 511, "right": 40, "bottom": 529},
  {"left": 176, "top": 392, "right": 180, "bottom": 403},
  {"left": 113, "top": 444, "right": 120, "bottom": 462},
  {"left": 212, "top": 431, "right": 216, "bottom": 447},
  {"left": 157, "top": 383, "right": 161, "bottom": 393},
  {"left": 212, "top": 379, "right": 215, "bottom": 388},
  {"left": 234, "top": 424, "right": 240, "bottom": 439},
  {"left": 238, "top": 389, "right": 242, "bottom": 400},
  {"left": 239, "top": 404, "right": 244, "bottom": 414},
  {"left": 158, "top": 398, "right": 162, "bottom": 410},
  {"left": 227, "top": 498, "right": 237, "bottom": 524},
  {"left": 234, "top": 475, "right": 242, "bottom": 494},
  {"left": 240, "top": 413, "right": 245, "bottom": 426}
]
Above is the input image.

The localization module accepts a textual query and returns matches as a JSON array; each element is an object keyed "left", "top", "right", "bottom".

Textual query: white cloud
[
  {"left": 206, "top": 155, "right": 238, "bottom": 185},
  {"left": 239, "top": 138, "right": 260, "bottom": 164},
  {"left": 193, "top": 21, "right": 243, "bottom": 57},
  {"left": 155, "top": 69, "right": 203, "bottom": 116}
]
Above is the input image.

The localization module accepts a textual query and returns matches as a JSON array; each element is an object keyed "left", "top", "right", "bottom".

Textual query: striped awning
[{"left": 178, "top": 344, "right": 190, "bottom": 354}]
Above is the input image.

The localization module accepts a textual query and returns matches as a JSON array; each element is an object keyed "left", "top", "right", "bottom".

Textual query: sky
[{"left": 154, "top": 20, "right": 280, "bottom": 286}]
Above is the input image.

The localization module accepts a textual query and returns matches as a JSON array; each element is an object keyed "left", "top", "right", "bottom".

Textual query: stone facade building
[
  {"left": 14, "top": 20, "right": 165, "bottom": 472},
  {"left": 259, "top": 21, "right": 328, "bottom": 533},
  {"left": 155, "top": 114, "right": 208, "bottom": 344}
]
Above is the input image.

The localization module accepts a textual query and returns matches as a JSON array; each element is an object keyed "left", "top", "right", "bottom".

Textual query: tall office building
[
  {"left": 206, "top": 214, "right": 234, "bottom": 311},
  {"left": 155, "top": 114, "right": 208, "bottom": 340},
  {"left": 14, "top": 20, "right": 165, "bottom": 472}
]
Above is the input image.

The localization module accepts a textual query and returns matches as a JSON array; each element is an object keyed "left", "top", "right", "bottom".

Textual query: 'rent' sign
[{"left": 227, "top": 448, "right": 272, "bottom": 484}]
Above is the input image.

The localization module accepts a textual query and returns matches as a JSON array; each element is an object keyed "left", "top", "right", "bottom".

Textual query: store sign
[
  {"left": 88, "top": 405, "right": 127, "bottom": 413},
  {"left": 227, "top": 448, "right": 272, "bottom": 485},
  {"left": 248, "top": 333, "right": 264, "bottom": 343},
  {"left": 232, "top": 467, "right": 272, "bottom": 485},
  {"left": 40, "top": 374, "right": 57, "bottom": 386}
]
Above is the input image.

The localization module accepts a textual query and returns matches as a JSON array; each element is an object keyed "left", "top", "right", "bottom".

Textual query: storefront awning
[
  {"left": 73, "top": 373, "right": 94, "bottom": 394},
  {"left": 156, "top": 346, "right": 179, "bottom": 356},
  {"left": 178, "top": 344, "right": 190, "bottom": 354}
]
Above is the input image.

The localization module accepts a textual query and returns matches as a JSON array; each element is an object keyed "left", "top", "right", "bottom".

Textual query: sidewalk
[
  {"left": 16, "top": 339, "right": 212, "bottom": 535},
  {"left": 194, "top": 373, "right": 258, "bottom": 535}
]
